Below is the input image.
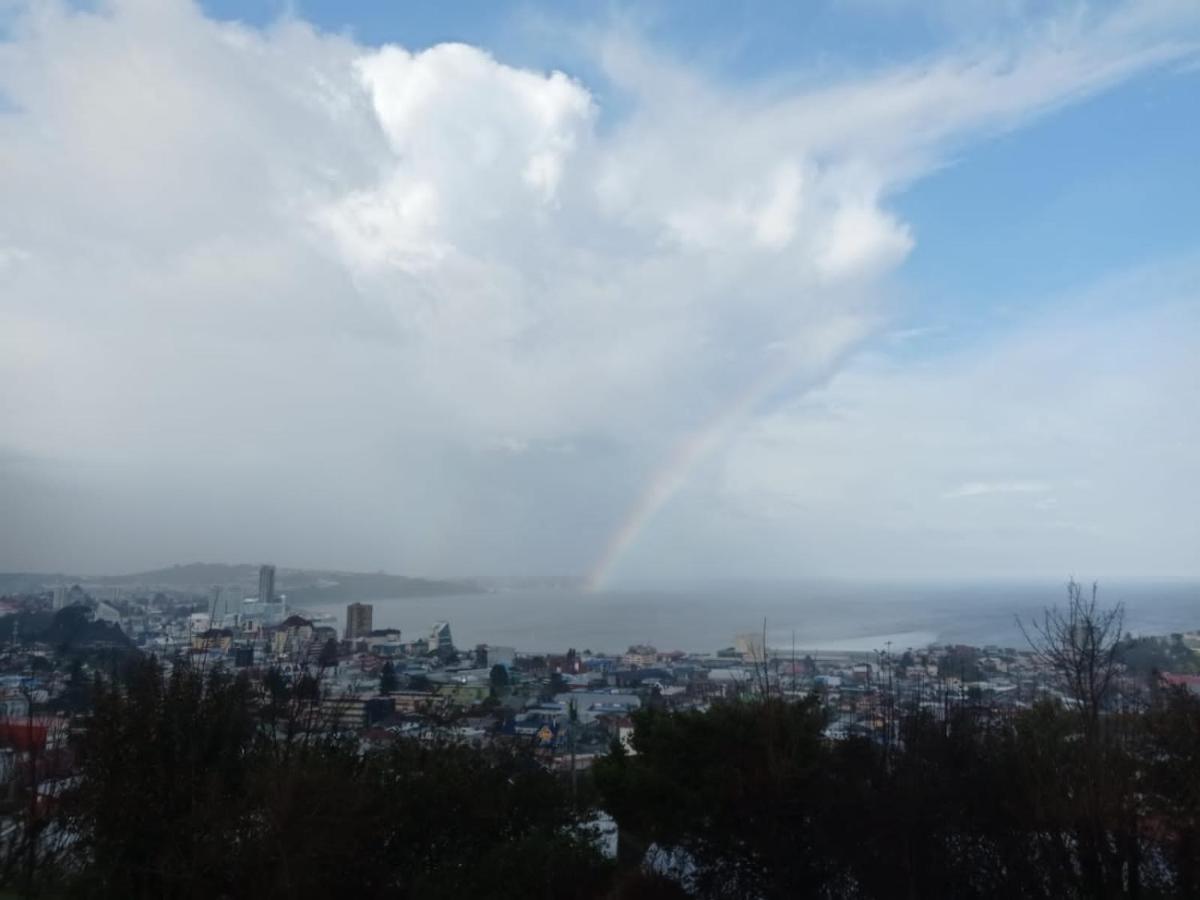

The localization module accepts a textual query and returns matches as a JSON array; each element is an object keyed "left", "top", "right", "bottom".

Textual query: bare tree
[
  {"left": 1020, "top": 578, "right": 1124, "bottom": 730},
  {"left": 746, "top": 618, "right": 776, "bottom": 699}
]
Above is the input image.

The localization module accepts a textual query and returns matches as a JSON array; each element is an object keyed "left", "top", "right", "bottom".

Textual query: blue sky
[{"left": 1, "top": 0, "right": 1198, "bottom": 579}]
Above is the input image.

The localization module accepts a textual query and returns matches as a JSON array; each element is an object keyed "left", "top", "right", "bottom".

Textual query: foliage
[
  {"left": 52, "top": 658, "right": 610, "bottom": 899},
  {"left": 378, "top": 660, "right": 398, "bottom": 694},
  {"left": 1119, "top": 635, "right": 1200, "bottom": 677},
  {"left": 596, "top": 692, "right": 1200, "bottom": 899},
  {"left": 317, "top": 637, "right": 339, "bottom": 669},
  {"left": 489, "top": 663, "right": 510, "bottom": 689},
  {"left": 595, "top": 697, "right": 840, "bottom": 897}
]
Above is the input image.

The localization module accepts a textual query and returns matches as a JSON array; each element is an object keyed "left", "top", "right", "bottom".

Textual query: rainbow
[{"left": 584, "top": 354, "right": 806, "bottom": 592}]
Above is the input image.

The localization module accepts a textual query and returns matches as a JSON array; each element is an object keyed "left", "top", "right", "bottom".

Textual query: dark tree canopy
[
  {"left": 54, "top": 658, "right": 610, "bottom": 900},
  {"left": 379, "top": 659, "right": 399, "bottom": 694}
]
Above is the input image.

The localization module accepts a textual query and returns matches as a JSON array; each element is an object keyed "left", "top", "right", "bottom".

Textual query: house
[
  {"left": 552, "top": 692, "right": 641, "bottom": 724},
  {"left": 390, "top": 690, "right": 438, "bottom": 714},
  {"left": 191, "top": 628, "right": 234, "bottom": 652},
  {"left": 271, "top": 616, "right": 314, "bottom": 657},
  {"left": 610, "top": 667, "right": 672, "bottom": 689},
  {"left": 320, "top": 694, "right": 395, "bottom": 730},
  {"left": 622, "top": 645, "right": 658, "bottom": 669},
  {"left": 597, "top": 714, "right": 636, "bottom": 754},
  {"left": 437, "top": 683, "right": 490, "bottom": 707},
  {"left": 1161, "top": 672, "right": 1200, "bottom": 695}
]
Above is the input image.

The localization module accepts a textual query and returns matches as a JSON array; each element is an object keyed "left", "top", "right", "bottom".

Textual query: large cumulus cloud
[{"left": 0, "top": 0, "right": 1196, "bottom": 576}]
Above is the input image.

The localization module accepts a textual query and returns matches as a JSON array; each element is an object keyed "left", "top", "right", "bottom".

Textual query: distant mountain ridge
[{"left": 0, "top": 563, "right": 480, "bottom": 602}]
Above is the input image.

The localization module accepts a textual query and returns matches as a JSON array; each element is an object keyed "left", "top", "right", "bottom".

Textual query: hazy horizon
[
  {"left": 6, "top": 562, "right": 1199, "bottom": 593},
  {"left": 2, "top": 1, "right": 1198, "bottom": 581}
]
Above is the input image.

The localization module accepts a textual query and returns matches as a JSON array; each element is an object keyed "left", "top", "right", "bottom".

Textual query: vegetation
[
  {"left": 378, "top": 660, "right": 399, "bottom": 694},
  {"left": 39, "top": 659, "right": 610, "bottom": 899},
  {"left": 1119, "top": 634, "right": 1200, "bottom": 678},
  {"left": 593, "top": 687, "right": 1200, "bottom": 898},
  {"left": 0, "top": 607, "right": 131, "bottom": 655}
]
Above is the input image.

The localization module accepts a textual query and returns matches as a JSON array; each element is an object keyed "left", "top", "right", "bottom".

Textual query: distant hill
[
  {"left": 90, "top": 562, "right": 262, "bottom": 588},
  {"left": 0, "top": 563, "right": 479, "bottom": 603},
  {"left": 0, "top": 573, "right": 69, "bottom": 594}
]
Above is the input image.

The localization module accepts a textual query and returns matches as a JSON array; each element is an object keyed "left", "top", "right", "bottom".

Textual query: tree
[
  {"left": 595, "top": 697, "right": 838, "bottom": 897},
  {"left": 379, "top": 660, "right": 399, "bottom": 694},
  {"left": 1142, "top": 685, "right": 1200, "bottom": 894},
  {"left": 489, "top": 663, "right": 509, "bottom": 691},
  {"left": 1020, "top": 579, "right": 1138, "bottom": 897},
  {"left": 407, "top": 673, "right": 431, "bottom": 692},
  {"left": 1021, "top": 579, "right": 1124, "bottom": 728},
  {"left": 54, "top": 657, "right": 612, "bottom": 898},
  {"left": 318, "top": 637, "right": 339, "bottom": 670}
]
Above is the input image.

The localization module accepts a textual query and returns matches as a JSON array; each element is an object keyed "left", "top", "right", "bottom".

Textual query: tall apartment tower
[
  {"left": 430, "top": 621, "right": 454, "bottom": 658},
  {"left": 258, "top": 564, "right": 276, "bottom": 604},
  {"left": 345, "top": 602, "right": 374, "bottom": 641}
]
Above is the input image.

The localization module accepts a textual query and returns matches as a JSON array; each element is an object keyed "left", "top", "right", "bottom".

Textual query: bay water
[{"left": 294, "top": 577, "right": 1200, "bottom": 655}]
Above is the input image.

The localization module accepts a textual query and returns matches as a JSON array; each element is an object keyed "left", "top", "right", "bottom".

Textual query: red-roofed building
[
  {"left": 0, "top": 721, "right": 48, "bottom": 753},
  {"left": 1160, "top": 673, "right": 1200, "bottom": 695}
]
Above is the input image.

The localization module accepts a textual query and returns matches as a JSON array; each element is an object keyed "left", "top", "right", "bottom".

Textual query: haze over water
[{"left": 296, "top": 578, "right": 1200, "bottom": 655}]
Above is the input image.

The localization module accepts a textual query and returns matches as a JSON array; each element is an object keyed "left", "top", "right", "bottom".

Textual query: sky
[{"left": 0, "top": 0, "right": 1197, "bottom": 582}]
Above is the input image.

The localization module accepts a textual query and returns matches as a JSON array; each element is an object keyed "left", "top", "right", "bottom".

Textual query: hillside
[{"left": 0, "top": 564, "right": 479, "bottom": 603}]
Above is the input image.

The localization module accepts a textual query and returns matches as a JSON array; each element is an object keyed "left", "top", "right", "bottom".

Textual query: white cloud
[
  {"left": 701, "top": 287, "right": 1200, "bottom": 578},
  {"left": 0, "top": 0, "right": 1196, "bottom": 574},
  {"left": 944, "top": 481, "right": 1051, "bottom": 499}
]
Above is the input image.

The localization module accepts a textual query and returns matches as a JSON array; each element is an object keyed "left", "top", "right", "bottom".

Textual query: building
[
  {"left": 272, "top": 615, "right": 314, "bottom": 657},
  {"left": 485, "top": 645, "right": 516, "bottom": 668},
  {"left": 258, "top": 564, "right": 276, "bottom": 604},
  {"left": 390, "top": 690, "right": 438, "bottom": 714},
  {"left": 346, "top": 603, "right": 374, "bottom": 641},
  {"left": 52, "top": 586, "right": 68, "bottom": 611},
  {"left": 210, "top": 585, "right": 243, "bottom": 626},
  {"left": 735, "top": 633, "right": 766, "bottom": 660},
  {"left": 192, "top": 629, "right": 234, "bottom": 652},
  {"left": 430, "top": 621, "right": 454, "bottom": 658},
  {"left": 1161, "top": 672, "right": 1200, "bottom": 695},
  {"left": 364, "top": 629, "right": 404, "bottom": 657},
  {"left": 552, "top": 692, "right": 641, "bottom": 725},
  {"left": 319, "top": 695, "right": 395, "bottom": 730},
  {"left": 622, "top": 644, "right": 658, "bottom": 669}
]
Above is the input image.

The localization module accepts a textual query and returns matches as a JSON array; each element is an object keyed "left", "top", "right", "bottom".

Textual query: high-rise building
[
  {"left": 430, "top": 621, "right": 454, "bottom": 658},
  {"left": 209, "top": 586, "right": 242, "bottom": 625},
  {"left": 346, "top": 603, "right": 374, "bottom": 640},
  {"left": 258, "top": 564, "right": 276, "bottom": 604},
  {"left": 52, "top": 586, "right": 68, "bottom": 611}
]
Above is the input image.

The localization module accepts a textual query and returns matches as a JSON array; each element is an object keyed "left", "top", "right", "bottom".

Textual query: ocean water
[{"left": 295, "top": 578, "right": 1200, "bottom": 655}]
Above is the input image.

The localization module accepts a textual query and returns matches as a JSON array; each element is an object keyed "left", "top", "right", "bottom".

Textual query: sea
[{"left": 293, "top": 577, "right": 1200, "bottom": 656}]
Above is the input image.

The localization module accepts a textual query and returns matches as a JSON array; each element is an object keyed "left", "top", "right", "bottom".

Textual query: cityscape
[
  {"left": 2, "top": 0, "right": 1199, "bottom": 896},
  {"left": 0, "top": 565, "right": 1196, "bottom": 784}
]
